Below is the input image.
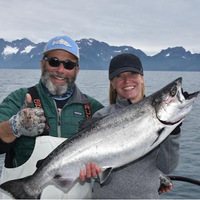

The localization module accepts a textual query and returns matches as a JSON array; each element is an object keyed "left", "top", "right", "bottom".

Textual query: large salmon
[{"left": 0, "top": 77, "right": 199, "bottom": 199}]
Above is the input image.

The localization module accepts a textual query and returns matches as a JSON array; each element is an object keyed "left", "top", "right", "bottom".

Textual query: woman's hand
[
  {"left": 79, "top": 162, "right": 101, "bottom": 182},
  {"left": 158, "top": 182, "right": 173, "bottom": 195}
]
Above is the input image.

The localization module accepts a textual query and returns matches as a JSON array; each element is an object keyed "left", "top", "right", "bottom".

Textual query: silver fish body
[{"left": 0, "top": 77, "right": 199, "bottom": 199}]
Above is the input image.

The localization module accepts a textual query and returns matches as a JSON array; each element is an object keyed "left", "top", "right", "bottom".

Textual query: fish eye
[{"left": 170, "top": 90, "right": 176, "bottom": 97}]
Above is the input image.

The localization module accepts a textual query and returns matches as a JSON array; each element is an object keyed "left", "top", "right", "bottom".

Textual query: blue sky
[{"left": 0, "top": 0, "right": 199, "bottom": 55}]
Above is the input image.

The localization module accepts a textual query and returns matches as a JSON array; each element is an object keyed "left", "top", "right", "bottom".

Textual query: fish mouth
[
  {"left": 183, "top": 90, "right": 199, "bottom": 100},
  {"left": 158, "top": 118, "right": 184, "bottom": 126},
  {"left": 181, "top": 90, "right": 199, "bottom": 110},
  {"left": 158, "top": 89, "right": 199, "bottom": 126}
]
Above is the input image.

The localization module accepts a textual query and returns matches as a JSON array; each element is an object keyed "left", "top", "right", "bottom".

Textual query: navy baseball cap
[
  {"left": 43, "top": 36, "right": 79, "bottom": 59},
  {"left": 109, "top": 53, "right": 143, "bottom": 80}
]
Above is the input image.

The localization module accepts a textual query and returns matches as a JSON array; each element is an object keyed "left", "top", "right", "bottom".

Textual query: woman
[{"left": 80, "top": 53, "right": 181, "bottom": 199}]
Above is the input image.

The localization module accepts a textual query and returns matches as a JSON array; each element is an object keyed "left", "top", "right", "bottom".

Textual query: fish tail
[{"left": 0, "top": 177, "right": 41, "bottom": 199}]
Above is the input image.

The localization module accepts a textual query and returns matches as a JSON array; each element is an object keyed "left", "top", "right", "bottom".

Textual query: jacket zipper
[
  {"left": 57, "top": 110, "right": 61, "bottom": 137},
  {"left": 53, "top": 101, "right": 62, "bottom": 137},
  {"left": 54, "top": 101, "right": 70, "bottom": 138}
]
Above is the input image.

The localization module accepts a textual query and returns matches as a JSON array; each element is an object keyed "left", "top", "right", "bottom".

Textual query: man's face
[{"left": 40, "top": 49, "right": 79, "bottom": 95}]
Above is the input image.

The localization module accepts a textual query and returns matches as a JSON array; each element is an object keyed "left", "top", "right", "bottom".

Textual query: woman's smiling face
[{"left": 111, "top": 71, "right": 144, "bottom": 103}]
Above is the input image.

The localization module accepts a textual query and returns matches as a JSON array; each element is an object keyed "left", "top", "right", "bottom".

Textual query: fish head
[{"left": 153, "top": 77, "right": 199, "bottom": 125}]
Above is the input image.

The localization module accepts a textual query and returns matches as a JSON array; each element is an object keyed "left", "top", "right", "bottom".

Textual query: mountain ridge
[{"left": 0, "top": 38, "right": 199, "bottom": 71}]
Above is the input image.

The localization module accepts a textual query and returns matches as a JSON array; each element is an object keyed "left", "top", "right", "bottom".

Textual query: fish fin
[
  {"left": 53, "top": 176, "right": 77, "bottom": 192},
  {"left": 151, "top": 128, "right": 165, "bottom": 146},
  {"left": 98, "top": 167, "right": 113, "bottom": 184},
  {"left": 78, "top": 117, "right": 104, "bottom": 131},
  {"left": 0, "top": 176, "right": 41, "bottom": 199}
]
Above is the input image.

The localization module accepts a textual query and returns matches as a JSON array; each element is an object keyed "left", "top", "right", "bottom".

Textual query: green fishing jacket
[{"left": 0, "top": 81, "right": 104, "bottom": 167}]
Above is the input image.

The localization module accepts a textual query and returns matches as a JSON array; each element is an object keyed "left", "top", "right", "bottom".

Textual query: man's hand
[
  {"left": 79, "top": 162, "right": 101, "bottom": 182},
  {"left": 9, "top": 94, "right": 46, "bottom": 137}
]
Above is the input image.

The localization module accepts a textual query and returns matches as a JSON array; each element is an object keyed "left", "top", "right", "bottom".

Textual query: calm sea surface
[{"left": 0, "top": 69, "right": 200, "bottom": 199}]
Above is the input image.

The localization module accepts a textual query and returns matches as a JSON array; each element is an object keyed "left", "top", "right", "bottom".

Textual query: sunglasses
[{"left": 43, "top": 57, "right": 79, "bottom": 70}]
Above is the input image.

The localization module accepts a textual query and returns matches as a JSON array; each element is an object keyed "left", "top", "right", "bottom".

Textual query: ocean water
[{"left": 0, "top": 69, "right": 200, "bottom": 199}]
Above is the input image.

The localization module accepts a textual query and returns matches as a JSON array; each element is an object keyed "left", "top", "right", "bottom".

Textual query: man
[{"left": 0, "top": 36, "right": 103, "bottom": 199}]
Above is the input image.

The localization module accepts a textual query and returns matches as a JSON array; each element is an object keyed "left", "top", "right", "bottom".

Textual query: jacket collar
[
  {"left": 69, "top": 85, "right": 90, "bottom": 104},
  {"left": 115, "top": 96, "right": 131, "bottom": 108},
  {"left": 116, "top": 95, "right": 146, "bottom": 108}
]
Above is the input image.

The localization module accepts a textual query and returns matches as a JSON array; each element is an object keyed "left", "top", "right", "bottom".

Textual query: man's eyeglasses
[{"left": 43, "top": 57, "right": 79, "bottom": 70}]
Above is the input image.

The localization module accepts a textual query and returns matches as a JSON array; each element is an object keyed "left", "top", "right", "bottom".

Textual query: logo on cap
[{"left": 52, "top": 39, "right": 72, "bottom": 48}]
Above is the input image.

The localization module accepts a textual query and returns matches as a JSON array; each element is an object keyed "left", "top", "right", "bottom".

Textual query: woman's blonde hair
[{"left": 109, "top": 75, "right": 145, "bottom": 104}]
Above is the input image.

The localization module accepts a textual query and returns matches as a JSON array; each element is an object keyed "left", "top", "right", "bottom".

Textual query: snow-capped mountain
[{"left": 0, "top": 38, "right": 199, "bottom": 71}]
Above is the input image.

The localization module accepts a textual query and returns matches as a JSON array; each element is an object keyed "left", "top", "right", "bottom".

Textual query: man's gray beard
[{"left": 41, "top": 67, "right": 76, "bottom": 96}]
